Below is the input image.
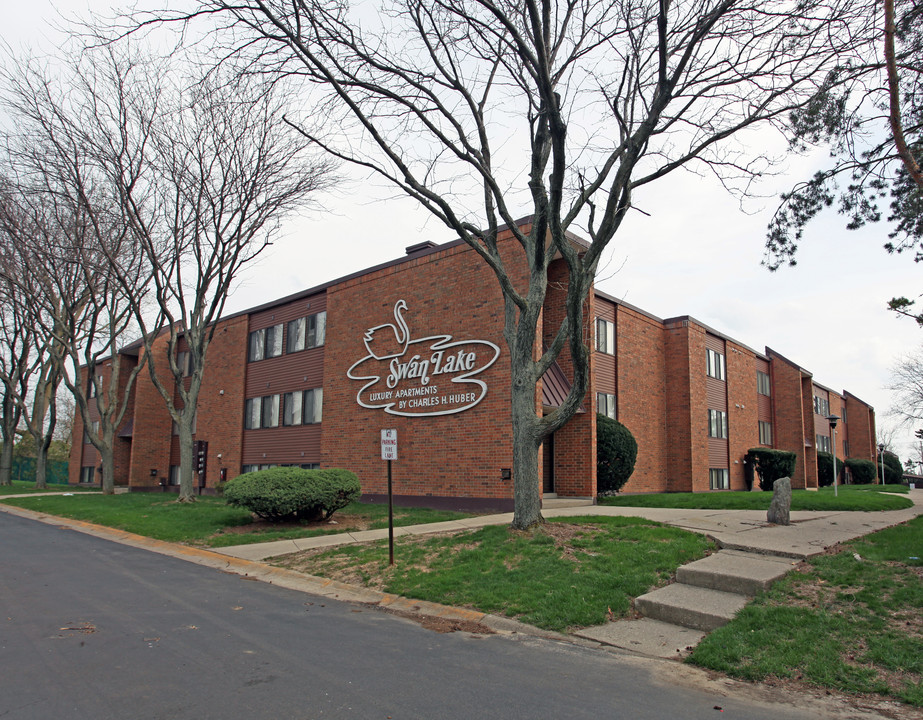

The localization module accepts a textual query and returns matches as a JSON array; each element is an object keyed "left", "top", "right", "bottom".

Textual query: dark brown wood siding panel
[
  {"left": 813, "top": 386, "right": 830, "bottom": 437},
  {"left": 169, "top": 436, "right": 180, "bottom": 466},
  {"left": 250, "top": 293, "right": 327, "bottom": 331},
  {"left": 246, "top": 347, "right": 325, "bottom": 396},
  {"left": 594, "top": 297, "right": 616, "bottom": 393},
  {"left": 706, "top": 376, "right": 727, "bottom": 409},
  {"left": 704, "top": 333, "right": 725, "bottom": 354},
  {"left": 242, "top": 425, "right": 322, "bottom": 465},
  {"left": 708, "top": 437, "right": 729, "bottom": 468}
]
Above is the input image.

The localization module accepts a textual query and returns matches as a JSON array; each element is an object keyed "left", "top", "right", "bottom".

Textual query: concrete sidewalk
[{"left": 211, "top": 488, "right": 923, "bottom": 561}]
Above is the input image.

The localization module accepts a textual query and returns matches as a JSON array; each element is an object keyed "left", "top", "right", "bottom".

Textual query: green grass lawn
[
  {"left": 689, "top": 515, "right": 923, "bottom": 707},
  {"left": 273, "top": 515, "right": 713, "bottom": 632},
  {"left": 599, "top": 484, "right": 912, "bottom": 511},
  {"left": 0, "top": 481, "right": 97, "bottom": 495},
  {"left": 0, "top": 492, "right": 473, "bottom": 546}
]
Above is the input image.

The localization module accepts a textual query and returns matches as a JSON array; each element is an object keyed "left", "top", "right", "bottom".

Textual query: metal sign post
[{"left": 381, "top": 429, "right": 398, "bottom": 565}]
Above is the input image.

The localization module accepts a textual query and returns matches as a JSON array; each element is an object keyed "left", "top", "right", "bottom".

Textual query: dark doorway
[{"left": 541, "top": 433, "right": 555, "bottom": 493}]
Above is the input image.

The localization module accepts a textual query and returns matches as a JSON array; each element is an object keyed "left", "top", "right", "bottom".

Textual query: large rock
[{"left": 767, "top": 477, "right": 791, "bottom": 525}]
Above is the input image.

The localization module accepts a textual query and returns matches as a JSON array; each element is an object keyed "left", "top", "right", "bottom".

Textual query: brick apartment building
[{"left": 70, "top": 222, "right": 877, "bottom": 510}]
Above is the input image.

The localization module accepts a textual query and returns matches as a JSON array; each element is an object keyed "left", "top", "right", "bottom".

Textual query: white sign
[
  {"left": 381, "top": 429, "right": 398, "bottom": 460},
  {"left": 348, "top": 300, "right": 500, "bottom": 417}
]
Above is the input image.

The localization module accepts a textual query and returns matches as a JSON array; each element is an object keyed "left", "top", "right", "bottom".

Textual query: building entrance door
[{"left": 541, "top": 433, "right": 554, "bottom": 493}]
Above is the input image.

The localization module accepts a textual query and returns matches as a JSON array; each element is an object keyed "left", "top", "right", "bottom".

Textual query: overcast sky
[{"left": 8, "top": 1, "right": 923, "bottom": 464}]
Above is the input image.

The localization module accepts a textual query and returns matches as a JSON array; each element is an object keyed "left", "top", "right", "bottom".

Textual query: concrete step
[
  {"left": 675, "top": 550, "right": 796, "bottom": 596},
  {"left": 634, "top": 583, "right": 749, "bottom": 632},
  {"left": 576, "top": 617, "right": 706, "bottom": 659}
]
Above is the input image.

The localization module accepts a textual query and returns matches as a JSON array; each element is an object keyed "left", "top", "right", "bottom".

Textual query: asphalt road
[{"left": 0, "top": 511, "right": 852, "bottom": 720}]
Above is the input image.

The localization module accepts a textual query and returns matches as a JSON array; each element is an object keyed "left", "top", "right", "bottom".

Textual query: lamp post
[
  {"left": 827, "top": 415, "right": 840, "bottom": 496},
  {"left": 879, "top": 443, "right": 885, "bottom": 486}
]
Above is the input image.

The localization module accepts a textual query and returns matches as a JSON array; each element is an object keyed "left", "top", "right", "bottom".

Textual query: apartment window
[
  {"left": 706, "top": 348, "right": 726, "bottom": 381},
  {"left": 248, "top": 329, "right": 264, "bottom": 362},
  {"left": 813, "top": 395, "right": 830, "bottom": 416},
  {"left": 597, "top": 392, "right": 616, "bottom": 419},
  {"left": 709, "top": 468, "right": 729, "bottom": 490},
  {"left": 83, "top": 421, "right": 100, "bottom": 445},
  {"left": 844, "top": 441, "right": 850, "bottom": 457},
  {"left": 841, "top": 407, "right": 847, "bottom": 423},
  {"left": 816, "top": 435, "right": 831, "bottom": 453},
  {"left": 244, "top": 398, "right": 261, "bottom": 429},
  {"left": 300, "top": 463, "right": 320, "bottom": 470},
  {"left": 176, "top": 351, "right": 191, "bottom": 377},
  {"left": 708, "top": 409, "right": 728, "bottom": 439},
  {"left": 758, "top": 421, "right": 773, "bottom": 446},
  {"left": 262, "top": 394, "right": 280, "bottom": 428},
  {"left": 304, "top": 388, "right": 323, "bottom": 424},
  {"left": 168, "top": 465, "right": 181, "bottom": 486},
  {"left": 595, "top": 318, "right": 615, "bottom": 355},
  {"left": 79, "top": 466, "right": 95, "bottom": 484},
  {"left": 282, "top": 391, "right": 303, "bottom": 426},
  {"left": 287, "top": 312, "right": 327, "bottom": 354},
  {"left": 757, "top": 371, "right": 771, "bottom": 396}
]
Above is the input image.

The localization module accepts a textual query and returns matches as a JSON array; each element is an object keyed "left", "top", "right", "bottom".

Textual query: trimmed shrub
[
  {"left": 880, "top": 451, "right": 904, "bottom": 485},
  {"left": 223, "top": 467, "right": 361, "bottom": 522},
  {"left": 596, "top": 414, "right": 638, "bottom": 495},
  {"left": 844, "top": 458, "right": 876, "bottom": 485},
  {"left": 746, "top": 448, "right": 797, "bottom": 491},
  {"left": 817, "top": 451, "right": 837, "bottom": 487}
]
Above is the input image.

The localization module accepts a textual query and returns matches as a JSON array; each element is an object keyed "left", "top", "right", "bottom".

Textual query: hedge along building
[{"left": 69, "top": 220, "right": 877, "bottom": 508}]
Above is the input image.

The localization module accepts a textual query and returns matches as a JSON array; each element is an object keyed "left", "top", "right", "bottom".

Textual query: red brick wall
[
  {"left": 127, "top": 337, "right": 177, "bottom": 488},
  {"left": 542, "top": 258, "right": 595, "bottom": 497},
  {"left": 767, "top": 350, "right": 809, "bottom": 488},
  {"left": 195, "top": 315, "right": 249, "bottom": 488},
  {"left": 845, "top": 392, "right": 876, "bottom": 463},
  {"left": 726, "top": 343, "right": 758, "bottom": 490},
  {"left": 322, "top": 234, "right": 523, "bottom": 505},
  {"left": 616, "top": 305, "right": 667, "bottom": 493},
  {"left": 663, "top": 321, "right": 708, "bottom": 492}
]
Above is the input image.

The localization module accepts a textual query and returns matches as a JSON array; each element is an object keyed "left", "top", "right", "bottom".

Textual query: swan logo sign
[{"left": 347, "top": 300, "right": 501, "bottom": 417}]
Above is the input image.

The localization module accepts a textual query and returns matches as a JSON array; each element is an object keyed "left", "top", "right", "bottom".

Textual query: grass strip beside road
[
  {"left": 689, "top": 516, "right": 923, "bottom": 707},
  {"left": 0, "top": 481, "right": 97, "bottom": 495},
  {"left": 0, "top": 493, "right": 474, "bottom": 546},
  {"left": 599, "top": 484, "right": 912, "bottom": 511},
  {"left": 273, "top": 516, "right": 714, "bottom": 632}
]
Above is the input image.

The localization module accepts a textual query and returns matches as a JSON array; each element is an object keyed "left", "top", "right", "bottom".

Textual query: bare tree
[
  {"left": 887, "top": 345, "right": 923, "bottom": 426},
  {"left": 53, "top": 41, "right": 336, "bottom": 501},
  {"left": 0, "top": 244, "right": 31, "bottom": 486},
  {"left": 0, "top": 57, "right": 151, "bottom": 494},
  {"left": 136, "top": 0, "right": 880, "bottom": 527}
]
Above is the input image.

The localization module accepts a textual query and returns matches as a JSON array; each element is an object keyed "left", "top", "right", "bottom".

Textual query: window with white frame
[
  {"left": 168, "top": 465, "right": 181, "bottom": 486},
  {"left": 597, "top": 392, "right": 616, "bottom": 419},
  {"left": 758, "top": 421, "right": 772, "bottom": 445},
  {"left": 79, "top": 466, "right": 95, "bottom": 483},
  {"left": 816, "top": 434, "right": 831, "bottom": 453},
  {"left": 709, "top": 468, "right": 729, "bottom": 490},
  {"left": 304, "top": 388, "right": 323, "bottom": 424},
  {"left": 283, "top": 391, "right": 303, "bottom": 426},
  {"left": 813, "top": 395, "right": 830, "bottom": 416},
  {"left": 595, "top": 318, "right": 615, "bottom": 355},
  {"left": 757, "top": 371, "right": 771, "bottom": 396},
  {"left": 262, "top": 394, "right": 280, "bottom": 428},
  {"left": 287, "top": 312, "right": 327, "bottom": 354},
  {"left": 706, "top": 348, "right": 726, "bottom": 381},
  {"left": 707, "top": 409, "right": 728, "bottom": 439}
]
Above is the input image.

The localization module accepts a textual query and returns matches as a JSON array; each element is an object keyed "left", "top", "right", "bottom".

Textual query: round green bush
[
  {"left": 746, "top": 448, "right": 797, "bottom": 491},
  {"left": 844, "top": 457, "right": 876, "bottom": 484},
  {"left": 880, "top": 451, "right": 904, "bottom": 485},
  {"left": 817, "top": 451, "right": 836, "bottom": 487},
  {"left": 596, "top": 414, "right": 637, "bottom": 495},
  {"left": 223, "top": 467, "right": 361, "bottom": 522}
]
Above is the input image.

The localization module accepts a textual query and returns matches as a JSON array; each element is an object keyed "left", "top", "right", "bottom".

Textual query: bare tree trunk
[
  {"left": 99, "top": 445, "right": 115, "bottom": 495},
  {"left": 177, "top": 418, "right": 196, "bottom": 502},
  {"left": 0, "top": 437, "right": 12, "bottom": 486},
  {"left": 33, "top": 397, "right": 56, "bottom": 489},
  {"left": 884, "top": 0, "right": 923, "bottom": 190},
  {"left": 510, "top": 358, "right": 542, "bottom": 529}
]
